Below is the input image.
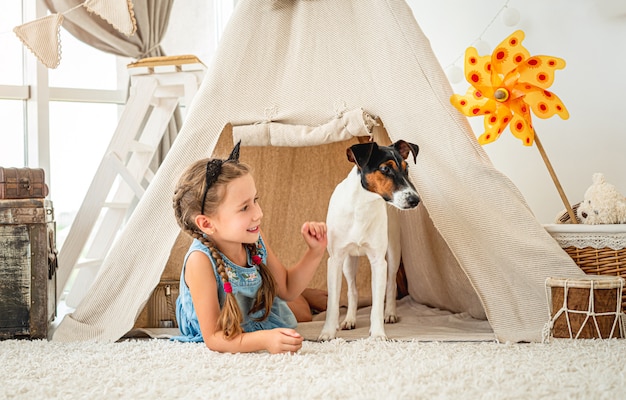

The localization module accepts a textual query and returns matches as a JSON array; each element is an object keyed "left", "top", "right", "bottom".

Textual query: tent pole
[{"left": 533, "top": 130, "right": 578, "bottom": 223}]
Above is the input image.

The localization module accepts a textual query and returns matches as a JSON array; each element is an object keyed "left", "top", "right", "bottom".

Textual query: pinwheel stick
[{"left": 533, "top": 130, "right": 578, "bottom": 223}]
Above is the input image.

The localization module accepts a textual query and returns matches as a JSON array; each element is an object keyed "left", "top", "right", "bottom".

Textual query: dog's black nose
[{"left": 408, "top": 195, "right": 420, "bottom": 208}]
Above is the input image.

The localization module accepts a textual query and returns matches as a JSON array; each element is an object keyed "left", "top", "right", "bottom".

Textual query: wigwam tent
[{"left": 53, "top": 0, "right": 583, "bottom": 343}]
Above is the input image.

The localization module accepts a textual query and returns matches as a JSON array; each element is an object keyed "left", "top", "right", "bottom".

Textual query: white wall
[{"left": 406, "top": 0, "right": 626, "bottom": 223}]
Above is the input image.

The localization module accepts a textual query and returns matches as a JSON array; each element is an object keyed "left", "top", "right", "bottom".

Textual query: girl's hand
[
  {"left": 265, "top": 328, "right": 304, "bottom": 354},
  {"left": 301, "top": 221, "right": 328, "bottom": 253}
]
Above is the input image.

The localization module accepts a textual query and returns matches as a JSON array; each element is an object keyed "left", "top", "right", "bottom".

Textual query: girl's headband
[{"left": 201, "top": 141, "right": 241, "bottom": 214}]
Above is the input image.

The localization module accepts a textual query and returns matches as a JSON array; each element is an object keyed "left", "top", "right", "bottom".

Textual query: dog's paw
[
  {"left": 384, "top": 314, "right": 399, "bottom": 324},
  {"left": 318, "top": 331, "right": 336, "bottom": 341},
  {"left": 340, "top": 319, "right": 356, "bottom": 330},
  {"left": 369, "top": 332, "right": 388, "bottom": 341}
]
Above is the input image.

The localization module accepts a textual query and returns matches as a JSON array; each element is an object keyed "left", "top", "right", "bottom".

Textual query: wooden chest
[
  {"left": 0, "top": 167, "right": 49, "bottom": 199},
  {"left": 0, "top": 198, "right": 57, "bottom": 339}
]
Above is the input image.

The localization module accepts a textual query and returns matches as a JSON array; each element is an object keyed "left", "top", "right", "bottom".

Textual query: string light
[
  {"left": 502, "top": 6, "right": 521, "bottom": 27},
  {"left": 445, "top": 0, "right": 520, "bottom": 84}
]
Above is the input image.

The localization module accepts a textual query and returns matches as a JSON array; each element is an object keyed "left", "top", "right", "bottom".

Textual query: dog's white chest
[{"left": 326, "top": 168, "right": 389, "bottom": 255}]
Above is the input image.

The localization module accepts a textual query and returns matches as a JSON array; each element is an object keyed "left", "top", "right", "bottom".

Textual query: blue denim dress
[{"left": 172, "top": 235, "right": 297, "bottom": 342}]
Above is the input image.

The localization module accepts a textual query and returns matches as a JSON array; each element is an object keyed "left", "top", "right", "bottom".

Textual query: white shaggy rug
[{"left": 1, "top": 338, "right": 625, "bottom": 399}]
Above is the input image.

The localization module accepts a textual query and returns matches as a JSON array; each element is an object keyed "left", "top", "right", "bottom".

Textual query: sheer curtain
[{"left": 44, "top": 0, "right": 180, "bottom": 164}]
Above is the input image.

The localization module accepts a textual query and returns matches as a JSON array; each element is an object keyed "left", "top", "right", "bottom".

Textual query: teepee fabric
[
  {"left": 232, "top": 108, "right": 378, "bottom": 147},
  {"left": 53, "top": 0, "right": 583, "bottom": 343}
]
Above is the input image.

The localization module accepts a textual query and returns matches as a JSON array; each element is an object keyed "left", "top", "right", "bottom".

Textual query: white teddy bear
[{"left": 577, "top": 173, "right": 626, "bottom": 224}]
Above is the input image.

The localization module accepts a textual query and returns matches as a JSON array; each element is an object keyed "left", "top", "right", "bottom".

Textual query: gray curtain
[{"left": 44, "top": 0, "right": 181, "bottom": 166}]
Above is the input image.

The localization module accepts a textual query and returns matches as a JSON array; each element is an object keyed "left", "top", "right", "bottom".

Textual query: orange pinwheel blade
[
  {"left": 508, "top": 114, "right": 535, "bottom": 146},
  {"left": 463, "top": 46, "right": 493, "bottom": 96},
  {"left": 450, "top": 87, "right": 496, "bottom": 117},
  {"left": 515, "top": 56, "right": 566, "bottom": 89},
  {"left": 478, "top": 105, "right": 512, "bottom": 144},
  {"left": 508, "top": 100, "right": 535, "bottom": 145},
  {"left": 524, "top": 89, "right": 570, "bottom": 120},
  {"left": 491, "top": 30, "right": 530, "bottom": 80}
]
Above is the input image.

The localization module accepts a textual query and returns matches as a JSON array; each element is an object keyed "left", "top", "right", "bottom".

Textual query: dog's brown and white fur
[{"left": 319, "top": 140, "right": 420, "bottom": 340}]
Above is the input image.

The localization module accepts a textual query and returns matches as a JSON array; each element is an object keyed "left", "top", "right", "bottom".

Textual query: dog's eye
[{"left": 379, "top": 165, "right": 390, "bottom": 174}]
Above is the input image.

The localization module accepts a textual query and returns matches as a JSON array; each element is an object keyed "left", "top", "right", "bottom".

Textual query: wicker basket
[
  {"left": 133, "top": 280, "right": 179, "bottom": 329},
  {"left": 545, "top": 224, "right": 626, "bottom": 311}
]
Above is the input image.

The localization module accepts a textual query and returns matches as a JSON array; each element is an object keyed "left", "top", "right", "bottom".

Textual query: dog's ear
[
  {"left": 347, "top": 142, "right": 377, "bottom": 169},
  {"left": 393, "top": 140, "right": 419, "bottom": 164}
]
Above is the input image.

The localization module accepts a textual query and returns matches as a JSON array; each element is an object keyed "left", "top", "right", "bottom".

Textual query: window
[
  {"left": 49, "top": 32, "right": 125, "bottom": 90},
  {"left": 0, "top": 100, "right": 25, "bottom": 166},
  {"left": 0, "top": 2, "right": 27, "bottom": 166},
  {"left": 0, "top": 2, "right": 24, "bottom": 86}
]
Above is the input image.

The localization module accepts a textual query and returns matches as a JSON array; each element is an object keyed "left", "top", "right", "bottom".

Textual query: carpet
[{"left": 1, "top": 337, "right": 625, "bottom": 399}]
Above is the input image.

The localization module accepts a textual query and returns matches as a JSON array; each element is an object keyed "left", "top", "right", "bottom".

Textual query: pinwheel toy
[{"left": 451, "top": 30, "right": 576, "bottom": 222}]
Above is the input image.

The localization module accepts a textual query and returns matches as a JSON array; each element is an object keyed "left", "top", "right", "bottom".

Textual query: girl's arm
[
  {"left": 185, "top": 251, "right": 303, "bottom": 354},
  {"left": 264, "top": 221, "right": 328, "bottom": 301}
]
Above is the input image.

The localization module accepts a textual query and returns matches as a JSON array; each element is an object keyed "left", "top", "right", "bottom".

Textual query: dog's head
[{"left": 347, "top": 140, "right": 420, "bottom": 209}]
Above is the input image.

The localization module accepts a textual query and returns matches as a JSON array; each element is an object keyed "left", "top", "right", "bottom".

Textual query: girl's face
[{"left": 210, "top": 174, "right": 263, "bottom": 247}]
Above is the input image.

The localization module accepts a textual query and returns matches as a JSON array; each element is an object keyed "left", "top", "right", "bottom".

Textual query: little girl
[{"left": 171, "top": 142, "right": 327, "bottom": 353}]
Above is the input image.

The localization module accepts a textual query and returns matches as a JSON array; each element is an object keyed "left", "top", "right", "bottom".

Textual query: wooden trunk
[
  {"left": 0, "top": 198, "right": 57, "bottom": 339},
  {"left": 0, "top": 167, "right": 49, "bottom": 199}
]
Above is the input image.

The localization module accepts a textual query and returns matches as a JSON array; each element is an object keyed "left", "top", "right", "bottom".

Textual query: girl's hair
[{"left": 172, "top": 158, "right": 277, "bottom": 339}]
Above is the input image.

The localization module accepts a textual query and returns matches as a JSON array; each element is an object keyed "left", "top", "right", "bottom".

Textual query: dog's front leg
[
  {"left": 384, "top": 206, "right": 401, "bottom": 323},
  {"left": 340, "top": 255, "right": 359, "bottom": 330},
  {"left": 368, "top": 253, "right": 388, "bottom": 340},
  {"left": 318, "top": 254, "right": 343, "bottom": 341}
]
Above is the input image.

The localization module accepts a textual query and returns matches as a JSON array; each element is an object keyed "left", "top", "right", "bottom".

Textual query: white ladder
[{"left": 57, "top": 56, "right": 205, "bottom": 306}]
